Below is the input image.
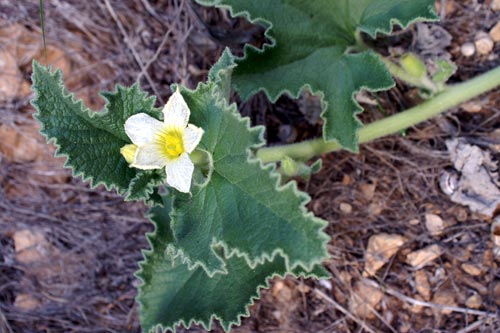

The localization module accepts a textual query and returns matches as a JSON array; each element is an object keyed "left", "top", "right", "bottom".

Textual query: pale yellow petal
[
  {"left": 124, "top": 113, "right": 164, "bottom": 145},
  {"left": 132, "top": 144, "right": 167, "bottom": 170},
  {"left": 120, "top": 144, "right": 138, "bottom": 164},
  {"left": 183, "top": 124, "right": 204, "bottom": 153},
  {"left": 162, "top": 89, "right": 190, "bottom": 129},
  {"left": 165, "top": 153, "right": 194, "bottom": 193}
]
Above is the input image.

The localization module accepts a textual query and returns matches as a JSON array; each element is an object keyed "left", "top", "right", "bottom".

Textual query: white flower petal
[
  {"left": 163, "top": 89, "right": 190, "bottom": 129},
  {"left": 183, "top": 124, "right": 204, "bottom": 153},
  {"left": 165, "top": 153, "right": 194, "bottom": 193},
  {"left": 132, "top": 144, "right": 168, "bottom": 170},
  {"left": 124, "top": 113, "right": 164, "bottom": 145}
]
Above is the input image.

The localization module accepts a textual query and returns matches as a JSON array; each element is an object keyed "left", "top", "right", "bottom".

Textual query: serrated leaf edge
[
  {"left": 166, "top": 80, "right": 329, "bottom": 277},
  {"left": 136, "top": 207, "right": 326, "bottom": 333},
  {"left": 31, "top": 61, "right": 159, "bottom": 195}
]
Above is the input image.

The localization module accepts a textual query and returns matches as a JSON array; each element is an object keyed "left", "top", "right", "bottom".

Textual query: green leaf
[
  {"left": 197, "top": 0, "right": 438, "bottom": 150},
  {"left": 126, "top": 170, "right": 165, "bottom": 206},
  {"left": 137, "top": 195, "right": 328, "bottom": 333},
  {"left": 31, "top": 62, "right": 162, "bottom": 195},
  {"left": 168, "top": 76, "right": 329, "bottom": 276}
]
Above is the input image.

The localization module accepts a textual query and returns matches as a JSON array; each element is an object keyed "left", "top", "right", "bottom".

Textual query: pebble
[
  {"left": 474, "top": 32, "right": 494, "bottom": 55},
  {"left": 339, "top": 202, "right": 352, "bottom": 214},
  {"left": 460, "top": 42, "right": 475, "bottom": 57},
  {"left": 425, "top": 213, "right": 445, "bottom": 236},
  {"left": 492, "top": 0, "right": 500, "bottom": 12},
  {"left": 465, "top": 294, "right": 482, "bottom": 309},
  {"left": 406, "top": 244, "right": 443, "bottom": 269}
]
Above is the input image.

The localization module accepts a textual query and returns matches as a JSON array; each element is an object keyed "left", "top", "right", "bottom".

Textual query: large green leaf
[
  {"left": 197, "top": 0, "right": 438, "bottom": 150},
  {"left": 167, "top": 58, "right": 329, "bottom": 275},
  {"left": 31, "top": 62, "right": 162, "bottom": 197},
  {"left": 137, "top": 195, "right": 328, "bottom": 333}
]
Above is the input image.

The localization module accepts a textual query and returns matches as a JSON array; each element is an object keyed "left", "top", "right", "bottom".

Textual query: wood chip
[
  {"left": 406, "top": 244, "right": 443, "bottom": 269},
  {"left": 13, "top": 229, "right": 51, "bottom": 264},
  {"left": 432, "top": 290, "right": 457, "bottom": 315},
  {"left": 461, "top": 263, "right": 482, "bottom": 276},
  {"left": 348, "top": 280, "right": 384, "bottom": 319},
  {"left": 363, "top": 233, "right": 406, "bottom": 276},
  {"left": 414, "top": 270, "right": 431, "bottom": 301},
  {"left": 490, "top": 21, "right": 500, "bottom": 42}
]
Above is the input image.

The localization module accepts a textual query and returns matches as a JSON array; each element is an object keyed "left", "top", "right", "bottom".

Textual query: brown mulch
[{"left": 1, "top": 0, "right": 499, "bottom": 332}]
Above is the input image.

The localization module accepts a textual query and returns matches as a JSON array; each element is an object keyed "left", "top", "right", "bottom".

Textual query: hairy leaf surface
[
  {"left": 31, "top": 62, "right": 162, "bottom": 197},
  {"left": 137, "top": 195, "right": 328, "bottom": 333},
  {"left": 168, "top": 70, "right": 329, "bottom": 276},
  {"left": 197, "top": 0, "right": 438, "bottom": 150}
]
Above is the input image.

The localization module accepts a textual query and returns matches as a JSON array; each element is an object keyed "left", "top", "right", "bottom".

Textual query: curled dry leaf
[{"left": 444, "top": 139, "right": 500, "bottom": 217}]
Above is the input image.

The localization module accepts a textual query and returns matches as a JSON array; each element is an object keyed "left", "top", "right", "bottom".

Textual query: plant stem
[{"left": 256, "top": 65, "right": 500, "bottom": 164}]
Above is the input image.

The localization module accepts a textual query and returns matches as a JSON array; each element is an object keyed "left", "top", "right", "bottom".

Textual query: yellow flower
[{"left": 123, "top": 89, "right": 204, "bottom": 193}]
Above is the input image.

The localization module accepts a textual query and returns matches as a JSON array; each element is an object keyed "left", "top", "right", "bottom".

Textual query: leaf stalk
[{"left": 256, "top": 65, "right": 500, "bottom": 164}]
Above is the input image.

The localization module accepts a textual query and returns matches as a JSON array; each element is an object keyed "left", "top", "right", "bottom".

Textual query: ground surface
[{"left": 1, "top": 0, "right": 500, "bottom": 332}]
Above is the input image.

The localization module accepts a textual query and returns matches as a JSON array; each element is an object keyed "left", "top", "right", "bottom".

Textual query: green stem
[{"left": 256, "top": 66, "right": 500, "bottom": 164}]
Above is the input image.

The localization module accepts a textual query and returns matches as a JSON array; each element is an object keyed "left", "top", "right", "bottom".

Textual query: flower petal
[
  {"left": 132, "top": 144, "right": 168, "bottom": 170},
  {"left": 163, "top": 89, "right": 190, "bottom": 129},
  {"left": 165, "top": 153, "right": 194, "bottom": 193},
  {"left": 183, "top": 124, "right": 204, "bottom": 153},
  {"left": 124, "top": 113, "right": 164, "bottom": 145}
]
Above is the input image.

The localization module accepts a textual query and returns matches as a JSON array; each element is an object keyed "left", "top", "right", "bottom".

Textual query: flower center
[{"left": 156, "top": 128, "right": 185, "bottom": 159}]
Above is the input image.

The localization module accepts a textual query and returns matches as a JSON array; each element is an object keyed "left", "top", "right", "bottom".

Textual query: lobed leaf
[
  {"left": 137, "top": 195, "right": 328, "bottom": 333},
  {"left": 167, "top": 56, "right": 329, "bottom": 275},
  {"left": 197, "top": 0, "right": 438, "bottom": 150},
  {"left": 31, "top": 62, "right": 162, "bottom": 198}
]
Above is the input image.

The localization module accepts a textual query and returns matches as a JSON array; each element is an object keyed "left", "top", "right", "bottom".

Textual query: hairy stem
[{"left": 256, "top": 65, "right": 500, "bottom": 164}]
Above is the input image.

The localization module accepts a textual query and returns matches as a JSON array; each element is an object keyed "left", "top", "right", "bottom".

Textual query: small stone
[
  {"left": 363, "top": 233, "right": 406, "bottom": 276},
  {"left": 460, "top": 100, "right": 482, "bottom": 113},
  {"left": 406, "top": 244, "right": 443, "bottom": 269},
  {"left": 339, "top": 202, "right": 352, "bottom": 214},
  {"left": 490, "top": 21, "right": 500, "bottom": 42},
  {"left": 14, "top": 294, "right": 40, "bottom": 311},
  {"left": 425, "top": 213, "right": 445, "bottom": 236},
  {"left": 492, "top": 0, "right": 500, "bottom": 12},
  {"left": 414, "top": 270, "right": 431, "bottom": 301},
  {"left": 465, "top": 294, "right": 482, "bottom": 309},
  {"left": 318, "top": 279, "right": 332, "bottom": 290},
  {"left": 460, "top": 42, "right": 475, "bottom": 57},
  {"left": 432, "top": 290, "right": 457, "bottom": 315},
  {"left": 348, "top": 281, "right": 384, "bottom": 319},
  {"left": 359, "top": 181, "right": 376, "bottom": 201},
  {"left": 475, "top": 32, "right": 494, "bottom": 55},
  {"left": 461, "top": 263, "right": 482, "bottom": 276},
  {"left": 409, "top": 218, "right": 420, "bottom": 226}
]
